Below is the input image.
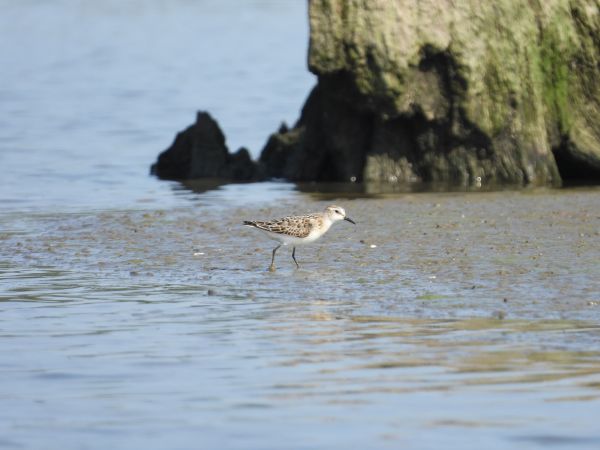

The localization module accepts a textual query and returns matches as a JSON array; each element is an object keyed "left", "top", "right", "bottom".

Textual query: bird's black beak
[{"left": 344, "top": 216, "right": 356, "bottom": 225}]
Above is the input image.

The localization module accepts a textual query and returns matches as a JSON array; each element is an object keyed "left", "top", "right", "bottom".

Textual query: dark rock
[
  {"left": 259, "top": 120, "right": 305, "bottom": 180},
  {"left": 228, "top": 147, "right": 258, "bottom": 181},
  {"left": 553, "top": 136, "right": 600, "bottom": 181},
  {"left": 155, "top": 1, "right": 600, "bottom": 186},
  {"left": 259, "top": 83, "right": 370, "bottom": 182},
  {"left": 151, "top": 111, "right": 260, "bottom": 181},
  {"left": 259, "top": 0, "right": 600, "bottom": 185},
  {"left": 277, "top": 122, "right": 289, "bottom": 134}
]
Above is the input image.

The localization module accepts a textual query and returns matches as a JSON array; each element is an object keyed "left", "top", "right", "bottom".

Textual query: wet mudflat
[{"left": 1, "top": 185, "right": 599, "bottom": 449}]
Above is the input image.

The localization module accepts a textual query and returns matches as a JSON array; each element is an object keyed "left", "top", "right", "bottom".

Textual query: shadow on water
[
  {"left": 169, "top": 178, "right": 597, "bottom": 204},
  {"left": 512, "top": 435, "right": 600, "bottom": 447},
  {"left": 174, "top": 178, "right": 228, "bottom": 194},
  {"left": 293, "top": 180, "right": 535, "bottom": 199},
  {"left": 172, "top": 180, "right": 299, "bottom": 207}
]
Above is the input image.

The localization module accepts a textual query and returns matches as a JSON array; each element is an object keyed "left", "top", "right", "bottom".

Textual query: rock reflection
[{"left": 293, "top": 180, "right": 529, "bottom": 200}]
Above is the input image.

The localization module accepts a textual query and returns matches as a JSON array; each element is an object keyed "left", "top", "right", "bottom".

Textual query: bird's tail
[{"left": 243, "top": 221, "right": 256, "bottom": 227}]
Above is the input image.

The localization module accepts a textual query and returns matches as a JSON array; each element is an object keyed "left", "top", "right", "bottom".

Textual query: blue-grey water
[{"left": 1, "top": 2, "right": 600, "bottom": 450}]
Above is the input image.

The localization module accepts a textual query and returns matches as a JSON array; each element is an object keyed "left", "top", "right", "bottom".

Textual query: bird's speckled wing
[{"left": 244, "top": 214, "right": 321, "bottom": 238}]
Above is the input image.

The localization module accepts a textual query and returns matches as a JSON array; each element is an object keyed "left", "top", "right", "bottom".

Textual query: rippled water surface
[{"left": 2, "top": 2, "right": 600, "bottom": 450}]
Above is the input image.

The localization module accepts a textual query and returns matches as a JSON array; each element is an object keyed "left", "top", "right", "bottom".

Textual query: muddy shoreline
[{"left": 3, "top": 186, "right": 599, "bottom": 321}]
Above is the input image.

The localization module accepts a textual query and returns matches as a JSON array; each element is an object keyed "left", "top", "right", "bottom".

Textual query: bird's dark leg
[
  {"left": 292, "top": 246, "right": 300, "bottom": 269},
  {"left": 269, "top": 244, "right": 281, "bottom": 272}
]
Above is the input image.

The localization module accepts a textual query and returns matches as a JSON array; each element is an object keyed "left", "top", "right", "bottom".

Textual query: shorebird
[{"left": 243, "top": 205, "right": 356, "bottom": 271}]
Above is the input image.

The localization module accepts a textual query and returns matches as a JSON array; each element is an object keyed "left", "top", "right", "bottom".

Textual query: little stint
[{"left": 243, "top": 205, "right": 356, "bottom": 271}]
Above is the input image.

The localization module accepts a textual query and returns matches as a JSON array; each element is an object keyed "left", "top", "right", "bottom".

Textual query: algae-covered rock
[{"left": 261, "top": 0, "right": 600, "bottom": 184}]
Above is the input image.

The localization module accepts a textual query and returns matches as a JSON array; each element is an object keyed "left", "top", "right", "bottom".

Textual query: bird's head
[{"left": 324, "top": 205, "right": 355, "bottom": 224}]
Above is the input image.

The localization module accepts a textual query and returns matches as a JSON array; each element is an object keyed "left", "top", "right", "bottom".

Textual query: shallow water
[
  {"left": 0, "top": 0, "right": 314, "bottom": 213},
  {"left": 2, "top": 1, "right": 600, "bottom": 449},
  {"left": 2, "top": 186, "right": 600, "bottom": 449}
]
